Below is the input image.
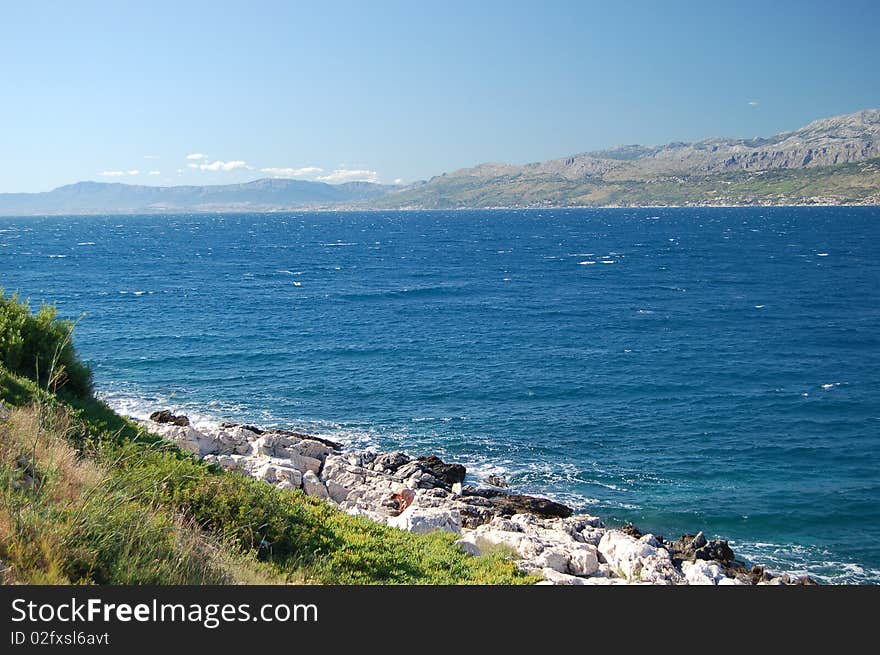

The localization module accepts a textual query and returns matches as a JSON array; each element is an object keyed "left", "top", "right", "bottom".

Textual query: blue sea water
[{"left": 1, "top": 207, "right": 878, "bottom": 583}]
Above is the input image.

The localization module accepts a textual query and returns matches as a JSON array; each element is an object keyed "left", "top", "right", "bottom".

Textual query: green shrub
[{"left": 0, "top": 291, "right": 92, "bottom": 399}]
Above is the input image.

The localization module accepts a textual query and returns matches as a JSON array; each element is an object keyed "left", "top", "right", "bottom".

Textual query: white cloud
[
  {"left": 187, "top": 163, "right": 199, "bottom": 169},
  {"left": 148, "top": 170, "right": 161, "bottom": 176},
  {"left": 393, "top": 178, "right": 404, "bottom": 185},
  {"left": 197, "top": 160, "right": 249, "bottom": 172},
  {"left": 186, "top": 153, "right": 208, "bottom": 160},
  {"left": 316, "top": 168, "right": 380, "bottom": 183},
  {"left": 748, "top": 100, "right": 759, "bottom": 107},
  {"left": 100, "top": 170, "right": 140, "bottom": 177},
  {"left": 260, "top": 166, "right": 324, "bottom": 178}
]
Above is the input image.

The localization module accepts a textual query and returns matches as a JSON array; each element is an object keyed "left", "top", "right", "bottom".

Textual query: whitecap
[
  {"left": 292, "top": 281, "right": 302, "bottom": 287},
  {"left": 600, "top": 260, "right": 616, "bottom": 264},
  {"left": 817, "top": 253, "right": 829, "bottom": 257},
  {"left": 755, "top": 305, "right": 765, "bottom": 309},
  {"left": 48, "top": 254, "right": 67, "bottom": 258},
  {"left": 76, "top": 241, "right": 96, "bottom": 246},
  {"left": 578, "top": 261, "right": 596, "bottom": 265}
]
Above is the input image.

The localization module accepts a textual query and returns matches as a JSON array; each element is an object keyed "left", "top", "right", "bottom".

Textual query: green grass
[{"left": 0, "top": 293, "right": 532, "bottom": 585}]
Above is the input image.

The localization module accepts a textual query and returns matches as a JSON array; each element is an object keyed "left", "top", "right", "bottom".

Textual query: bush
[{"left": 0, "top": 291, "right": 92, "bottom": 399}]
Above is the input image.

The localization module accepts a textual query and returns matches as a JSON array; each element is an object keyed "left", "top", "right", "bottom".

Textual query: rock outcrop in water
[{"left": 140, "top": 412, "right": 815, "bottom": 585}]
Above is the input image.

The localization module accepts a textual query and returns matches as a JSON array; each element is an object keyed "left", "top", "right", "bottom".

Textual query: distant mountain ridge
[
  {"left": 1, "top": 109, "right": 878, "bottom": 214},
  {"left": 378, "top": 109, "right": 880, "bottom": 208},
  {"left": 0, "top": 178, "right": 395, "bottom": 215}
]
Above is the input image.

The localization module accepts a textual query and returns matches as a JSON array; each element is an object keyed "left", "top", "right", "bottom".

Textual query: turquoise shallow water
[{"left": 2, "top": 207, "right": 879, "bottom": 583}]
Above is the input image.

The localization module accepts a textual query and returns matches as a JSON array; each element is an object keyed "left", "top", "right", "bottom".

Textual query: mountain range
[{"left": 1, "top": 109, "right": 878, "bottom": 214}]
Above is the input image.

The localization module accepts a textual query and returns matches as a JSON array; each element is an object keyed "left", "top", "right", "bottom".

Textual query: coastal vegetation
[{"left": 0, "top": 293, "right": 530, "bottom": 584}]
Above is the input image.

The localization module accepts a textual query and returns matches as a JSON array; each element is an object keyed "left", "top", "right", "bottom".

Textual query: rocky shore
[{"left": 142, "top": 410, "right": 816, "bottom": 586}]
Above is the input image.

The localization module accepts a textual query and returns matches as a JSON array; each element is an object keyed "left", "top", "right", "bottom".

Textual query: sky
[{"left": 1, "top": 0, "right": 878, "bottom": 192}]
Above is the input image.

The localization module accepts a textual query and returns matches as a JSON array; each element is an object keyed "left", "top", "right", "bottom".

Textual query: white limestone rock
[
  {"left": 326, "top": 480, "right": 351, "bottom": 503},
  {"left": 598, "top": 530, "right": 683, "bottom": 585},
  {"left": 215, "top": 425, "right": 259, "bottom": 455},
  {"left": 149, "top": 422, "right": 215, "bottom": 456},
  {"left": 302, "top": 470, "right": 328, "bottom": 498},
  {"left": 454, "top": 535, "right": 482, "bottom": 556},
  {"left": 541, "top": 568, "right": 590, "bottom": 585},
  {"left": 273, "top": 465, "right": 303, "bottom": 488},
  {"left": 293, "top": 439, "right": 333, "bottom": 461},
  {"left": 388, "top": 506, "right": 461, "bottom": 535},
  {"left": 535, "top": 548, "right": 571, "bottom": 574},
  {"left": 567, "top": 544, "right": 600, "bottom": 576},
  {"left": 682, "top": 559, "right": 727, "bottom": 585}
]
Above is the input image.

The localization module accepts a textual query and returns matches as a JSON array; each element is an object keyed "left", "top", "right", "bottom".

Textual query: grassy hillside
[{"left": 0, "top": 293, "right": 530, "bottom": 585}]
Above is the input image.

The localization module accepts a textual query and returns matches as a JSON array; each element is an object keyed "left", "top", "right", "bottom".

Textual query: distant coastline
[
  {"left": 2, "top": 200, "right": 878, "bottom": 217},
  {"left": 2, "top": 109, "right": 879, "bottom": 215}
]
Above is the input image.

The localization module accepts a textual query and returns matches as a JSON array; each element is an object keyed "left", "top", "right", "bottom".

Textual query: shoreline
[
  {"left": 137, "top": 408, "right": 817, "bottom": 586},
  {"left": 2, "top": 202, "right": 879, "bottom": 217}
]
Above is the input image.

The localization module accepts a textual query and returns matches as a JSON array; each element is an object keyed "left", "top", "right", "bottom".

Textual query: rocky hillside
[
  {"left": 2, "top": 110, "right": 877, "bottom": 213},
  {"left": 379, "top": 109, "right": 880, "bottom": 208}
]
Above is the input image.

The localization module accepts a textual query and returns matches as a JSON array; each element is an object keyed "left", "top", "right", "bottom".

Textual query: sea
[{"left": 1, "top": 207, "right": 878, "bottom": 584}]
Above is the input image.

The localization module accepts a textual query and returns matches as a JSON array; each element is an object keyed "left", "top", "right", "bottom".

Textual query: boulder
[
  {"left": 267, "top": 429, "right": 342, "bottom": 451},
  {"left": 215, "top": 425, "right": 259, "bottom": 455},
  {"left": 273, "top": 466, "right": 303, "bottom": 488},
  {"left": 388, "top": 506, "right": 461, "bottom": 535},
  {"left": 598, "top": 530, "right": 683, "bottom": 584},
  {"left": 540, "top": 568, "right": 590, "bottom": 585},
  {"left": 416, "top": 455, "right": 466, "bottom": 487},
  {"left": 149, "top": 410, "right": 190, "bottom": 426},
  {"left": 294, "top": 439, "right": 334, "bottom": 461},
  {"left": 682, "top": 559, "right": 726, "bottom": 585},
  {"left": 220, "top": 422, "right": 265, "bottom": 435},
  {"left": 535, "top": 548, "right": 571, "bottom": 573},
  {"left": 151, "top": 423, "right": 215, "bottom": 456},
  {"left": 371, "top": 451, "right": 411, "bottom": 474},
  {"left": 255, "top": 463, "right": 277, "bottom": 483},
  {"left": 454, "top": 535, "right": 482, "bottom": 556},
  {"left": 671, "top": 533, "right": 736, "bottom": 566},
  {"left": 568, "top": 544, "right": 600, "bottom": 576},
  {"left": 254, "top": 435, "right": 323, "bottom": 473},
  {"left": 461, "top": 487, "right": 573, "bottom": 519},
  {"left": 484, "top": 475, "right": 508, "bottom": 488},
  {"left": 326, "top": 480, "right": 351, "bottom": 504},
  {"left": 0, "top": 401, "right": 10, "bottom": 422},
  {"left": 302, "top": 470, "right": 328, "bottom": 499}
]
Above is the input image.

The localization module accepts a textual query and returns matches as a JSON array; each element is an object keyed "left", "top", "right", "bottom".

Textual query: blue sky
[{"left": 1, "top": 0, "right": 878, "bottom": 192}]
